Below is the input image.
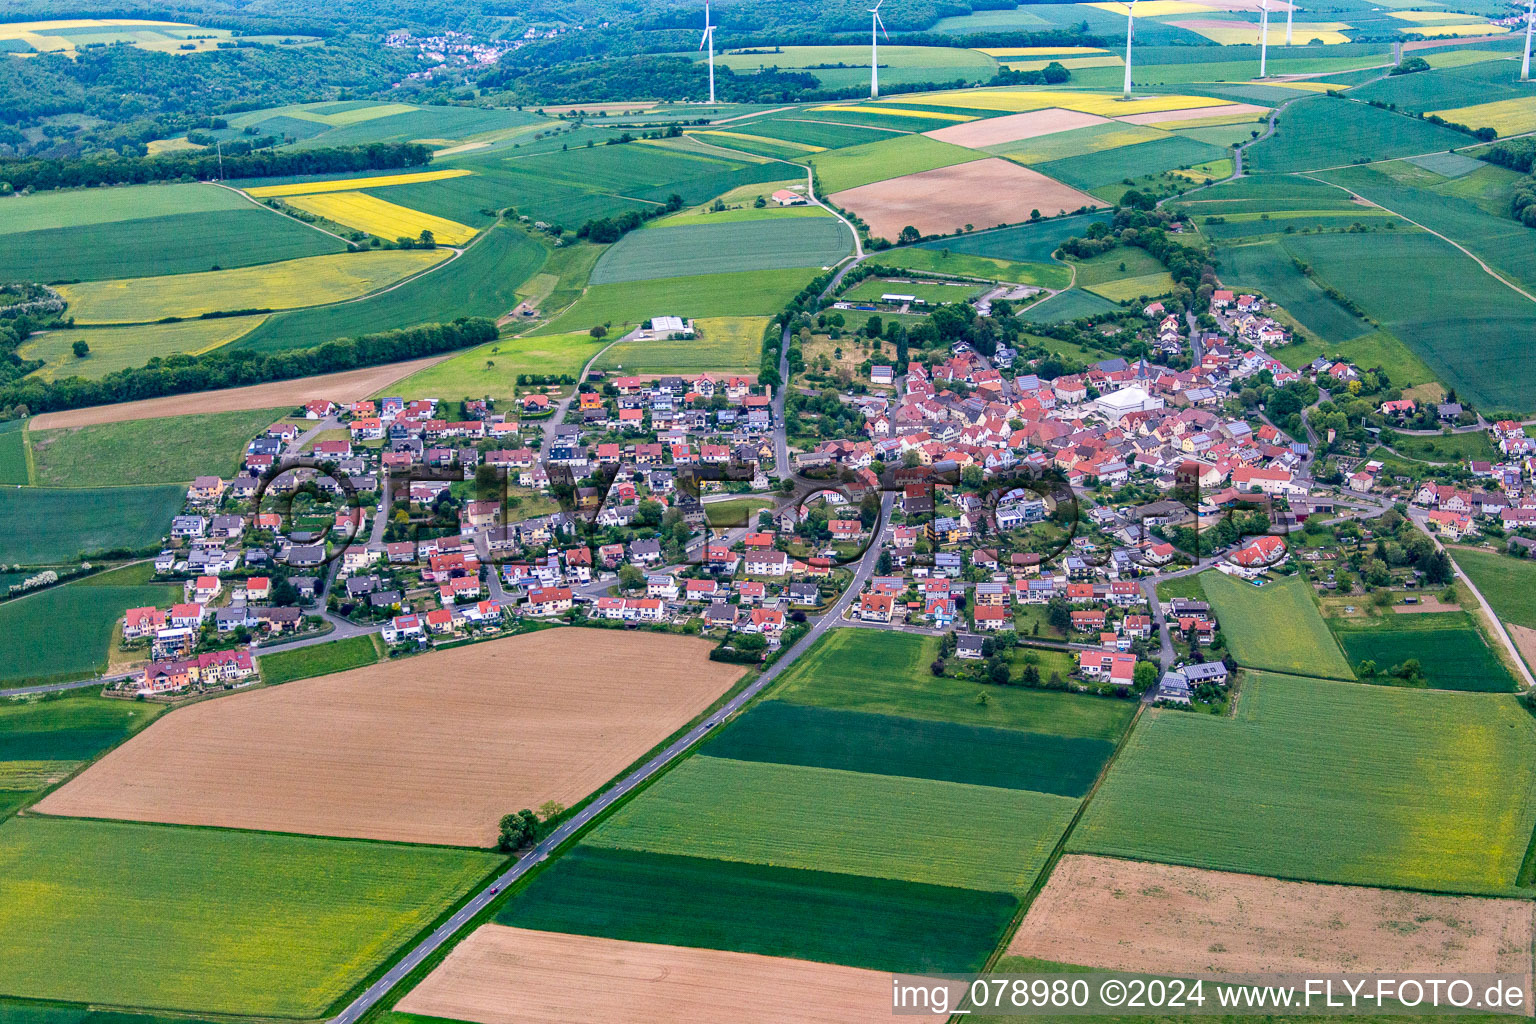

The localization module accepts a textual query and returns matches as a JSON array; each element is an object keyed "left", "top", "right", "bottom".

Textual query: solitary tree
[{"left": 72, "top": 340, "right": 89, "bottom": 358}]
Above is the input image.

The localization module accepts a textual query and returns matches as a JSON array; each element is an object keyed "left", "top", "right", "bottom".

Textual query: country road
[{"left": 327, "top": 490, "right": 894, "bottom": 1024}]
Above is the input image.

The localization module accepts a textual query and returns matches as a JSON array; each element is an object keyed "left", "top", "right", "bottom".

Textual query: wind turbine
[
  {"left": 869, "top": 0, "right": 888, "bottom": 98},
  {"left": 1123, "top": 0, "right": 1137, "bottom": 99},
  {"left": 1286, "top": 1, "right": 1295, "bottom": 46},
  {"left": 1522, "top": 0, "right": 1534, "bottom": 80},
  {"left": 699, "top": 2, "right": 716, "bottom": 104},
  {"left": 1258, "top": 0, "right": 1270, "bottom": 78}
]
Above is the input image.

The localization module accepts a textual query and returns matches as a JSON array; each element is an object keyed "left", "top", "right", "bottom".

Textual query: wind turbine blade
[{"left": 877, "top": 12, "right": 889, "bottom": 37}]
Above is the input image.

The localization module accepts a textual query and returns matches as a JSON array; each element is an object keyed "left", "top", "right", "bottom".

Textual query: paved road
[{"left": 328, "top": 490, "right": 894, "bottom": 1024}]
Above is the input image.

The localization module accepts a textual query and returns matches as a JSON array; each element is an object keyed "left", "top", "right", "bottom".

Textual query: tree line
[
  {"left": 0, "top": 140, "right": 430, "bottom": 193},
  {"left": 0, "top": 317, "right": 497, "bottom": 419}
]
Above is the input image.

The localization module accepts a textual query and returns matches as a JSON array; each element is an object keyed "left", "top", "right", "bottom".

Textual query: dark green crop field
[
  {"left": 499, "top": 845, "right": 1017, "bottom": 975},
  {"left": 702, "top": 700, "right": 1115, "bottom": 796},
  {"left": 1245, "top": 96, "right": 1469, "bottom": 173},
  {"left": 0, "top": 486, "right": 185, "bottom": 565},
  {"left": 1334, "top": 616, "right": 1519, "bottom": 692}
]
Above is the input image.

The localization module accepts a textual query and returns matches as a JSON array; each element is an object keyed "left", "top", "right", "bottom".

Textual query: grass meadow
[
  {"left": 0, "top": 572, "right": 182, "bottom": 684},
  {"left": 258, "top": 633, "right": 381, "bottom": 685},
  {"left": 0, "top": 816, "right": 502, "bottom": 1015},
  {"left": 1071, "top": 671, "right": 1536, "bottom": 895},
  {"left": 235, "top": 224, "right": 548, "bottom": 353},
  {"left": 537, "top": 267, "right": 814, "bottom": 335},
  {"left": 919, "top": 211, "right": 1112, "bottom": 263},
  {"left": 703, "top": 496, "right": 774, "bottom": 526},
  {"left": 385, "top": 332, "right": 607, "bottom": 402},
  {"left": 20, "top": 317, "right": 266, "bottom": 382},
  {"left": 1245, "top": 96, "right": 1470, "bottom": 174},
  {"left": 58, "top": 248, "right": 448, "bottom": 324},
  {"left": 589, "top": 217, "right": 851, "bottom": 285},
  {"left": 499, "top": 845, "right": 1017, "bottom": 975},
  {"left": 872, "top": 245, "right": 1073, "bottom": 289},
  {"left": 808, "top": 134, "right": 985, "bottom": 194},
  {"left": 1448, "top": 546, "right": 1536, "bottom": 630},
  {"left": 591, "top": 315, "right": 768, "bottom": 374},
  {"left": 1200, "top": 571, "right": 1355, "bottom": 680},
  {"left": 1020, "top": 288, "right": 1121, "bottom": 322},
  {"left": 0, "top": 420, "right": 26, "bottom": 485},
  {"left": 0, "top": 485, "right": 185, "bottom": 564},
  {"left": 588, "top": 755, "right": 1078, "bottom": 894},
  {"left": 29, "top": 408, "right": 283, "bottom": 487}
]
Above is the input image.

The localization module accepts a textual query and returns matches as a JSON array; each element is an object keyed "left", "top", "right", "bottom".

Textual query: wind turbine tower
[
  {"left": 1286, "top": 2, "right": 1295, "bottom": 46},
  {"left": 699, "top": 3, "right": 717, "bottom": 104},
  {"left": 1258, "top": 0, "right": 1271, "bottom": 78},
  {"left": 1123, "top": 0, "right": 1137, "bottom": 99},
  {"left": 869, "top": 0, "right": 888, "bottom": 98},
  {"left": 1522, "top": 0, "right": 1534, "bottom": 80}
]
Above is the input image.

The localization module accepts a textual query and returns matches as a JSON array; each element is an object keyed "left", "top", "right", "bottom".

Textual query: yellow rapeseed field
[
  {"left": 245, "top": 169, "right": 473, "bottom": 198},
  {"left": 284, "top": 192, "right": 478, "bottom": 244},
  {"left": 1087, "top": 0, "right": 1215, "bottom": 15},
  {"left": 1404, "top": 22, "right": 1507, "bottom": 36},
  {"left": 977, "top": 46, "right": 1109, "bottom": 56},
  {"left": 1432, "top": 97, "right": 1536, "bottom": 136},
  {"left": 59, "top": 249, "right": 450, "bottom": 324}
]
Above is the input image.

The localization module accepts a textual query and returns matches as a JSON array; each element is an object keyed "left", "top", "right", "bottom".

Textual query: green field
[
  {"left": 1448, "top": 546, "right": 1536, "bottom": 630},
  {"left": 0, "top": 816, "right": 502, "bottom": 1015},
  {"left": 0, "top": 485, "right": 185, "bottom": 564},
  {"left": 704, "top": 700, "right": 1116, "bottom": 796},
  {"left": 0, "top": 420, "right": 25, "bottom": 485},
  {"left": 1214, "top": 239, "right": 1374, "bottom": 344},
  {"left": 1270, "top": 329, "right": 1436, "bottom": 387},
  {"left": 1245, "top": 95, "right": 1470, "bottom": 173},
  {"left": 58, "top": 248, "right": 449, "bottom": 325},
  {"left": 258, "top": 633, "right": 381, "bottom": 685},
  {"left": 1201, "top": 571, "right": 1354, "bottom": 680},
  {"left": 920, "top": 211, "right": 1112, "bottom": 263},
  {"left": 588, "top": 754, "right": 1077, "bottom": 894},
  {"left": 1071, "top": 247, "right": 1173, "bottom": 303},
  {"left": 234, "top": 224, "right": 551, "bottom": 353},
  {"left": 808, "top": 134, "right": 985, "bottom": 194},
  {"left": 499, "top": 845, "right": 1016, "bottom": 974},
  {"left": 0, "top": 572, "right": 182, "bottom": 684},
  {"left": 1281, "top": 229, "right": 1536, "bottom": 411},
  {"left": 1071, "top": 671, "right": 1536, "bottom": 895},
  {"left": 703, "top": 496, "right": 774, "bottom": 527},
  {"left": 772, "top": 630, "right": 1136, "bottom": 739},
  {"left": 1020, "top": 288, "right": 1122, "bottom": 322},
  {"left": 647, "top": 203, "right": 829, "bottom": 228},
  {"left": 385, "top": 332, "right": 606, "bottom": 402},
  {"left": 591, "top": 315, "right": 766, "bottom": 374},
  {"left": 20, "top": 317, "right": 267, "bottom": 382},
  {"left": 843, "top": 277, "right": 984, "bottom": 304},
  {"left": 1035, "top": 135, "right": 1227, "bottom": 191},
  {"left": 536, "top": 267, "right": 814, "bottom": 335},
  {"left": 0, "top": 183, "right": 247, "bottom": 235},
  {"left": 589, "top": 217, "right": 851, "bottom": 285},
  {"left": 989, "top": 122, "right": 1165, "bottom": 165},
  {"left": 1388, "top": 429, "right": 1496, "bottom": 463},
  {"left": 0, "top": 210, "right": 346, "bottom": 285},
  {"left": 0, "top": 692, "right": 161, "bottom": 813},
  {"left": 726, "top": 116, "right": 895, "bottom": 149},
  {"left": 1332, "top": 613, "right": 1518, "bottom": 692},
  {"left": 29, "top": 408, "right": 284, "bottom": 488},
  {"left": 872, "top": 245, "right": 1072, "bottom": 289}
]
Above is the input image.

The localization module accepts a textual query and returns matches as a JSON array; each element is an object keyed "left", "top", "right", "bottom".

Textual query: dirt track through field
[
  {"left": 830, "top": 158, "right": 1105, "bottom": 240},
  {"left": 1011, "top": 855, "right": 1534, "bottom": 978},
  {"left": 35, "top": 629, "right": 744, "bottom": 846},
  {"left": 397, "top": 925, "right": 897, "bottom": 1024},
  {"left": 29, "top": 357, "right": 447, "bottom": 429},
  {"left": 925, "top": 108, "right": 1108, "bottom": 147}
]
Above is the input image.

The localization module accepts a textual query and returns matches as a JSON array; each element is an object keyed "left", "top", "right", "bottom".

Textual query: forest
[{"left": 0, "top": 141, "right": 430, "bottom": 191}]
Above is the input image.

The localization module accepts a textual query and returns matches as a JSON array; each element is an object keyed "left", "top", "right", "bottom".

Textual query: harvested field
[
  {"left": 29, "top": 356, "right": 445, "bottom": 428},
  {"left": 924, "top": 108, "right": 1109, "bottom": 147},
  {"left": 1513, "top": 625, "right": 1536, "bottom": 673},
  {"left": 35, "top": 628, "right": 744, "bottom": 846},
  {"left": 830, "top": 158, "right": 1103, "bottom": 240},
  {"left": 398, "top": 925, "right": 896, "bottom": 1024},
  {"left": 1011, "top": 855, "right": 1534, "bottom": 978},
  {"left": 1394, "top": 595, "right": 1460, "bottom": 613},
  {"left": 1117, "top": 102, "right": 1268, "bottom": 125}
]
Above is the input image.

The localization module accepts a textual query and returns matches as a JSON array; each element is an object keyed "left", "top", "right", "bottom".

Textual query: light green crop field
[
  {"left": 808, "top": 134, "right": 985, "bottom": 194},
  {"left": 259, "top": 634, "right": 382, "bottom": 685},
  {"left": 58, "top": 248, "right": 449, "bottom": 324},
  {"left": 843, "top": 278, "right": 985, "bottom": 304},
  {"left": 0, "top": 816, "right": 502, "bottom": 1015},
  {"left": 1270, "top": 330, "right": 1437, "bottom": 388},
  {"left": 29, "top": 408, "right": 284, "bottom": 488},
  {"left": 772, "top": 629, "right": 1136, "bottom": 740},
  {"left": 588, "top": 755, "right": 1077, "bottom": 894},
  {"left": 1019, "top": 287, "right": 1121, "bottom": 322},
  {"left": 20, "top": 317, "right": 266, "bottom": 382},
  {"left": 0, "top": 182, "right": 245, "bottom": 235},
  {"left": 1201, "top": 571, "right": 1354, "bottom": 680},
  {"left": 385, "top": 332, "right": 606, "bottom": 402},
  {"left": 1071, "top": 671, "right": 1536, "bottom": 895},
  {"left": 1084, "top": 271, "right": 1177, "bottom": 302},
  {"left": 1215, "top": 238, "right": 1374, "bottom": 344},
  {"left": 704, "top": 496, "right": 775, "bottom": 526},
  {"left": 536, "top": 267, "right": 814, "bottom": 335},
  {"left": 714, "top": 44, "right": 996, "bottom": 72},
  {"left": 1449, "top": 546, "right": 1536, "bottom": 631},
  {"left": 0, "top": 691, "right": 161, "bottom": 812},
  {"left": 591, "top": 315, "right": 767, "bottom": 374},
  {"left": 872, "top": 245, "right": 1072, "bottom": 289},
  {"left": 0, "top": 572, "right": 182, "bottom": 684},
  {"left": 1245, "top": 95, "right": 1470, "bottom": 173},
  {"left": 0, "top": 485, "right": 185, "bottom": 565},
  {"left": 648, "top": 204, "right": 830, "bottom": 228},
  {"left": 589, "top": 217, "right": 851, "bottom": 284},
  {"left": 1071, "top": 247, "right": 1167, "bottom": 287}
]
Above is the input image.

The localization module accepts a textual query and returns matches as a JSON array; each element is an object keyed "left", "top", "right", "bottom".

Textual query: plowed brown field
[
  {"left": 35, "top": 629, "right": 744, "bottom": 846},
  {"left": 397, "top": 925, "right": 897, "bottom": 1024},
  {"left": 1010, "top": 855, "right": 1534, "bottom": 976}
]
